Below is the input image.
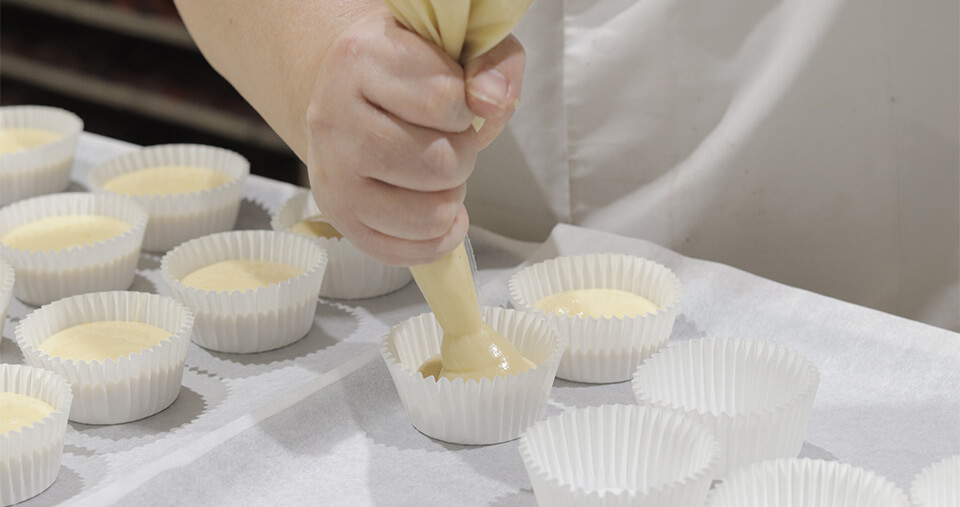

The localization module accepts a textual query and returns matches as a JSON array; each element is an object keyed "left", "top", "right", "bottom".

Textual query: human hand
[{"left": 305, "top": 11, "right": 525, "bottom": 266}]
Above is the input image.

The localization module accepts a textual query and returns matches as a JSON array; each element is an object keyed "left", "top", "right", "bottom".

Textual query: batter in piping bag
[
  {"left": 391, "top": 0, "right": 537, "bottom": 381},
  {"left": 411, "top": 242, "right": 534, "bottom": 381}
]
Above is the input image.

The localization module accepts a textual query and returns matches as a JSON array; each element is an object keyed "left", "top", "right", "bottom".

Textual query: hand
[{"left": 305, "top": 11, "right": 525, "bottom": 266}]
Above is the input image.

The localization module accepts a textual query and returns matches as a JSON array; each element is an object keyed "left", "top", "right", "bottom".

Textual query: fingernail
[{"left": 468, "top": 69, "right": 508, "bottom": 109}]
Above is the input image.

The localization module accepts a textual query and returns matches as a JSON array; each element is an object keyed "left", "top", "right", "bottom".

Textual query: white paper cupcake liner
[
  {"left": 0, "top": 193, "right": 148, "bottom": 306},
  {"left": 15, "top": 291, "right": 194, "bottom": 425},
  {"left": 707, "top": 458, "right": 911, "bottom": 506},
  {"left": 380, "top": 307, "right": 565, "bottom": 445},
  {"left": 509, "top": 253, "right": 682, "bottom": 383},
  {"left": 271, "top": 190, "right": 412, "bottom": 299},
  {"left": 632, "top": 337, "right": 820, "bottom": 477},
  {"left": 519, "top": 404, "right": 721, "bottom": 507},
  {"left": 0, "top": 364, "right": 73, "bottom": 506},
  {"left": 160, "top": 230, "right": 327, "bottom": 353},
  {"left": 910, "top": 455, "right": 960, "bottom": 507},
  {"left": 0, "top": 258, "right": 14, "bottom": 358},
  {"left": 0, "top": 105, "right": 83, "bottom": 207},
  {"left": 88, "top": 144, "right": 250, "bottom": 252}
]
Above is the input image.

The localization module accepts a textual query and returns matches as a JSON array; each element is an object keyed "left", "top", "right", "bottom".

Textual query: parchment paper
[{"left": 1, "top": 134, "right": 956, "bottom": 506}]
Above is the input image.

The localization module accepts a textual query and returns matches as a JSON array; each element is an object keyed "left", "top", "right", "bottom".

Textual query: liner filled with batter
[
  {"left": 0, "top": 192, "right": 148, "bottom": 305},
  {"left": 88, "top": 143, "right": 249, "bottom": 252},
  {"left": 15, "top": 290, "right": 193, "bottom": 425},
  {"left": 0, "top": 105, "right": 83, "bottom": 207},
  {"left": 380, "top": 306, "right": 564, "bottom": 445},
  {"left": 0, "top": 364, "right": 73, "bottom": 506},
  {"left": 160, "top": 230, "right": 327, "bottom": 353},
  {"left": 510, "top": 253, "right": 682, "bottom": 383},
  {"left": 272, "top": 190, "right": 411, "bottom": 299}
]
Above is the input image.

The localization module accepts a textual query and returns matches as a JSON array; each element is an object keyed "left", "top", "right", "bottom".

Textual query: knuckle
[
  {"left": 422, "top": 194, "right": 459, "bottom": 238},
  {"left": 365, "top": 115, "right": 394, "bottom": 149},
  {"left": 422, "top": 139, "right": 458, "bottom": 181},
  {"left": 334, "top": 29, "right": 369, "bottom": 63},
  {"left": 423, "top": 76, "right": 466, "bottom": 125},
  {"left": 436, "top": 189, "right": 463, "bottom": 220},
  {"left": 306, "top": 101, "right": 331, "bottom": 135}
]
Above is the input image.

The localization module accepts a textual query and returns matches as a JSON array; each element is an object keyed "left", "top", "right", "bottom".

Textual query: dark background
[{"left": 1, "top": 0, "right": 305, "bottom": 184}]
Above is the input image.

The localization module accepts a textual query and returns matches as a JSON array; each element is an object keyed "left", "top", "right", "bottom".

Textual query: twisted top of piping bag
[{"left": 383, "top": 0, "right": 536, "bottom": 63}]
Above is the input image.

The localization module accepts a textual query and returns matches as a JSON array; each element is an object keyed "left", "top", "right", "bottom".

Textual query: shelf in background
[
  {"left": 1, "top": 52, "right": 287, "bottom": 152},
  {"left": 2, "top": 0, "right": 195, "bottom": 49}
]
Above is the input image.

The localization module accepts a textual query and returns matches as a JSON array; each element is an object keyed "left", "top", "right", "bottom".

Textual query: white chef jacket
[{"left": 467, "top": 0, "right": 959, "bottom": 330}]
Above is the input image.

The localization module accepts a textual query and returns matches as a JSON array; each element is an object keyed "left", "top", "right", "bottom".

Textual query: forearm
[{"left": 173, "top": 0, "right": 384, "bottom": 160}]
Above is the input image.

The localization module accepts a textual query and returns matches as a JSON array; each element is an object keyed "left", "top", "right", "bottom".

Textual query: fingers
[
  {"left": 464, "top": 35, "right": 526, "bottom": 148},
  {"left": 308, "top": 15, "right": 527, "bottom": 266},
  {"left": 311, "top": 175, "right": 469, "bottom": 266},
  {"left": 352, "top": 178, "right": 466, "bottom": 241},
  {"left": 307, "top": 59, "right": 473, "bottom": 265},
  {"left": 307, "top": 103, "right": 471, "bottom": 240},
  {"left": 358, "top": 106, "right": 478, "bottom": 192},
  {"left": 338, "top": 202, "right": 470, "bottom": 267},
  {"left": 357, "top": 17, "right": 476, "bottom": 132}
]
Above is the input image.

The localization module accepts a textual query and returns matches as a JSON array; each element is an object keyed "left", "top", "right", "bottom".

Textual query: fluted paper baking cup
[
  {"left": 271, "top": 190, "right": 411, "bottom": 299},
  {"left": 911, "top": 455, "right": 960, "bottom": 507},
  {"left": 0, "top": 105, "right": 83, "bottom": 207},
  {"left": 0, "top": 364, "right": 73, "bottom": 506},
  {"left": 0, "top": 258, "right": 13, "bottom": 360},
  {"left": 707, "top": 458, "right": 910, "bottom": 506},
  {"left": 632, "top": 337, "right": 819, "bottom": 476},
  {"left": 15, "top": 291, "right": 193, "bottom": 424},
  {"left": 0, "top": 193, "right": 148, "bottom": 305},
  {"left": 381, "top": 307, "right": 565, "bottom": 445},
  {"left": 161, "top": 230, "right": 327, "bottom": 353},
  {"left": 87, "top": 143, "right": 249, "bottom": 252},
  {"left": 509, "top": 253, "right": 681, "bottom": 383},
  {"left": 519, "top": 404, "right": 721, "bottom": 507}
]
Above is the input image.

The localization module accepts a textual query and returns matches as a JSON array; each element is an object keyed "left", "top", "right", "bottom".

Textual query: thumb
[{"left": 464, "top": 35, "right": 526, "bottom": 146}]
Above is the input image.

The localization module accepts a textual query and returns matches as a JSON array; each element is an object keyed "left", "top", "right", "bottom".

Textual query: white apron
[{"left": 467, "top": 0, "right": 959, "bottom": 330}]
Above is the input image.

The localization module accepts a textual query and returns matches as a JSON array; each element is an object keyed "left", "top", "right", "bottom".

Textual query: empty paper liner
[
  {"left": 519, "top": 404, "right": 721, "bottom": 506},
  {"left": 632, "top": 336, "right": 819, "bottom": 476},
  {"left": 910, "top": 454, "right": 960, "bottom": 507},
  {"left": 707, "top": 458, "right": 910, "bottom": 506}
]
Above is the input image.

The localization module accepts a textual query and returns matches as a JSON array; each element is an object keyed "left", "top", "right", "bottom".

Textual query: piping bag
[{"left": 387, "top": 0, "right": 536, "bottom": 381}]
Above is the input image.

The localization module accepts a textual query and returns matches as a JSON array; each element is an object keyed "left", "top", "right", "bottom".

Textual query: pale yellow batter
[
  {"left": 0, "top": 392, "right": 54, "bottom": 434},
  {"left": 382, "top": 1, "right": 538, "bottom": 381},
  {"left": 536, "top": 289, "right": 660, "bottom": 319},
  {"left": 417, "top": 355, "right": 444, "bottom": 380},
  {"left": 39, "top": 321, "right": 171, "bottom": 362},
  {"left": 0, "top": 127, "right": 60, "bottom": 156},
  {"left": 290, "top": 215, "right": 343, "bottom": 239},
  {"left": 0, "top": 215, "right": 131, "bottom": 252},
  {"left": 103, "top": 165, "right": 231, "bottom": 196},
  {"left": 180, "top": 259, "right": 303, "bottom": 292},
  {"left": 411, "top": 242, "right": 535, "bottom": 381}
]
